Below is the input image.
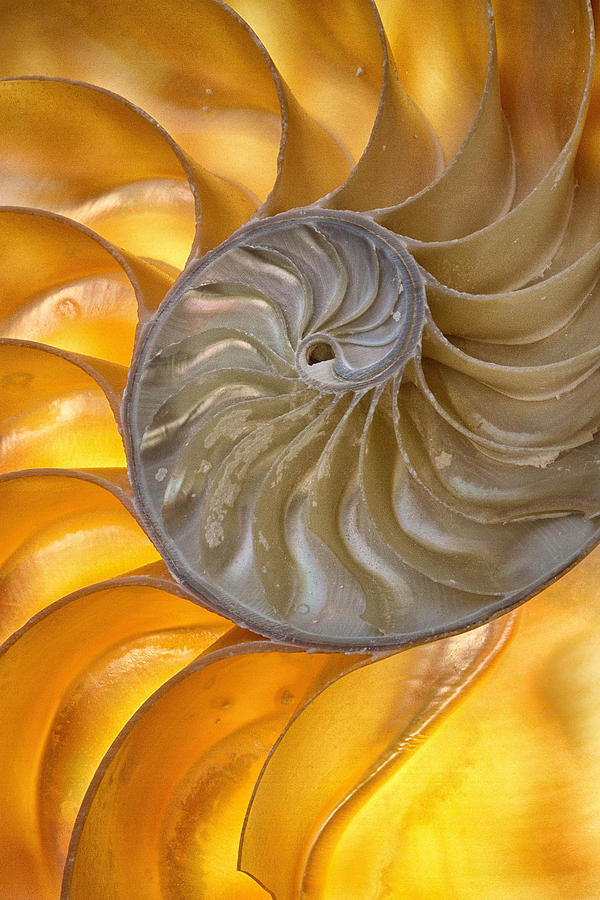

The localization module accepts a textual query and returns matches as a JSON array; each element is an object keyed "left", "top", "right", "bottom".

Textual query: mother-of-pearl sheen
[{"left": 125, "top": 209, "right": 600, "bottom": 649}]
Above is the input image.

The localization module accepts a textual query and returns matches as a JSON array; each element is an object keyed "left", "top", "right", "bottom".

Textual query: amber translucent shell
[{"left": 1, "top": 1, "right": 599, "bottom": 898}]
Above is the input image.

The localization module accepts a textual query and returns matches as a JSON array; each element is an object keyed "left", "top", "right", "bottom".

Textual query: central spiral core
[{"left": 285, "top": 215, "right": 425, "bottom": 391}]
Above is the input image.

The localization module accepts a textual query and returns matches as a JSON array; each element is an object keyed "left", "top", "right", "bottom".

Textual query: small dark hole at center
[{"left": 306, "top": 341, "right": 335, "bottom": 365}]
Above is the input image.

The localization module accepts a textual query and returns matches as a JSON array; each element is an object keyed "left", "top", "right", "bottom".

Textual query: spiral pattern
[
  {"left": 129, "top": 211, "right": 435, "bottom": 644},
  {"left": 128, "top": 194, "right": 600, "bottom": 647},
  {"left": 1, "top": 0, "right": 600, "bottom": 897}
]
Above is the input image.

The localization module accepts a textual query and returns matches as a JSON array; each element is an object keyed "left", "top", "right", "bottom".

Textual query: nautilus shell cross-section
[{"left": 1, "top": 0, "right": 600, "bottom": 897}]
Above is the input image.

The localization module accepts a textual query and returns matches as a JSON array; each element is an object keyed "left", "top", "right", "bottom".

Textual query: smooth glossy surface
[{"left": 0, "top": 0, "right": 599, "bottom": 897}]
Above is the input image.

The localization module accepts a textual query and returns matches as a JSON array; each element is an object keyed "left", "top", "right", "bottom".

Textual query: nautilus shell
[
  {"left": 128, "top": 196, "right": 600, "bottom": 646},
  {"left": 125, "top": 0, "right": 600, "bottom": 647},
  {"left": 1, "top": 0, "right": 600, "bottom": 897}
]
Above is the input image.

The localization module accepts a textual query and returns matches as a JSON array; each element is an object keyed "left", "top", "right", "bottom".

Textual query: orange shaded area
[
  {"left": 0, "top": 342, "right": 125, "bottom": 473},
  {"left": 0, "top": 3, "right": 281, "bottom": 204},
  {"left": 65, "top": 648, "right": 362, "bottom": 899},
  {"left": 1, "top": 275, "right": 139, "bottom": 366},
  {"left": 0, "top": 77, "right": 258, "bottom": 262},
  {"left": 72, "top": 0, "right": 285, "bottom": 205},
  {"left": 229, "top": 0, "right": 382, "bottom": 161},
  {"left": 2, "top": 0, "right": 352, "bottom": 212},
  {"left": 493, "top": 0, "right": 592, "bottom": 200},
  {"left": 0, "top": 0, "right": 283, "bottom": 203},
  {"left": 240, "top": 616, "right": 512, "bottom": 899},
  {"left": 175, "top": 109, "right": 282, "bottom": 202},
  {"left": 0, "top": 473, "right": 160, "bottom": 640},
  {"left": 68, "top": 179, "right": 199, "bottom": 272},
  {"left": 259, "top": 82, "right": 352, "bottom": 215},
  {"left": 375, "top": 6, "right": 515, "bottom": 242},
  {"left": 0, "top": 209, "right": 169, "bottom": 365},
  {"left": 377, "top": 0, "right": 490, "bottom": 163},
  {"left": 0, "top": 582, "right": 232, "bottom": 899},
  {"left": 0, "top": 77, "right": 195, "bottom": 214},
  {"left": 317, "top": 548, "right": 600, "bottom": 898}
]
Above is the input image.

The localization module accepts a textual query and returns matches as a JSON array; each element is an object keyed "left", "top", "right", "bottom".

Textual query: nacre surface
[{"left": 127, "top": 209, "right": 600, "bottom": 648}]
